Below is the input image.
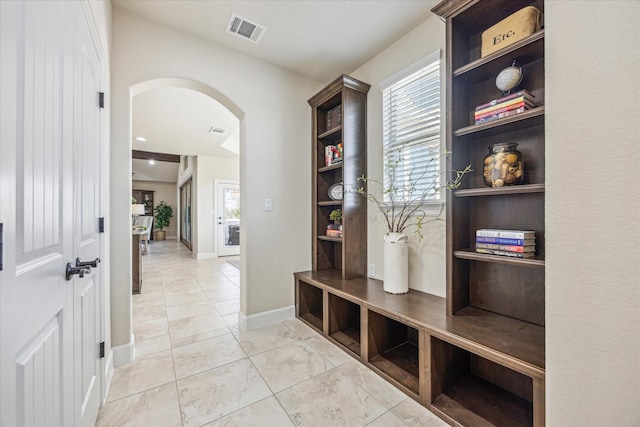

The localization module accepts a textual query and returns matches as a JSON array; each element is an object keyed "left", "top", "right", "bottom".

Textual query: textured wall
[{"left": 545, "top": 2, "right": 640, "bottom": 425}]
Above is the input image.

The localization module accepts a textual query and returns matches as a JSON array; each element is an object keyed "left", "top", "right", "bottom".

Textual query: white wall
[
  {"left": 194, "top": 156, "right": 240, "bottom": 258},
  {"left": 132, "top": 180, "right": 178, "bottom": 239},
  {"left": 350, "top": 17, "right": 447, "bottom": 296},
  {"left": 110, "top": 9, "right": 321, "bottom": 347},
  {"left": 545, "top": 2, "right": 640, "bottom": 425}
]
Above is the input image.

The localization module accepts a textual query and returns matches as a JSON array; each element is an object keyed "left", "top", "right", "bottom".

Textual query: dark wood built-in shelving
[
  {"left": 309, "top": 75, "right": 369, "bottom": 280},
  {"left": 295, "top": 3, "right": 546, "bottom": 424},
  {"left": 434, "top": 0, "right": 547, "bottom": 424}
]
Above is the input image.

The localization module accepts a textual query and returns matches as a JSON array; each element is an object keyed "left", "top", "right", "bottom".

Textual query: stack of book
[
  {"left": 326, "top": 223, "right": 342, "bottom": 238},
  {"left": 475, "top": 229, "right": 535, "bottom": 258},
  {"left": 474, "top": 90, "right": 535, "bottom": 125},
  {"left": 324, "top": 142, "right": 343, "bottom": 166}
]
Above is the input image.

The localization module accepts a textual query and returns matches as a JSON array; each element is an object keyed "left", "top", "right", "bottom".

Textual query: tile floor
[{"left": 96, "top": 240, "right": 447, "bottom": 427}]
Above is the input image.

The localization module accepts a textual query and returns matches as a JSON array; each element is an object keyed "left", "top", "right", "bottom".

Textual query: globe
[{"left": 496, "top": 61, "right": 523, "bottom": 94}]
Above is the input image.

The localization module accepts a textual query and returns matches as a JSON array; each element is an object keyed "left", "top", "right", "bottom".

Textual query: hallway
[{"left": 97, "top": 241, "right": 446, "bottom": 426}]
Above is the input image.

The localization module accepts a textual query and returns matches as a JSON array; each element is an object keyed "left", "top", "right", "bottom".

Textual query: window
[{"left": 381, "top": 51, "right": 442, "bottom": 208}]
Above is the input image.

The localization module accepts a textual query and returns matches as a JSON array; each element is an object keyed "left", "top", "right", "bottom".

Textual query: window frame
[{"left": 379, "top": 50, "right": 444, "bottom": 217}]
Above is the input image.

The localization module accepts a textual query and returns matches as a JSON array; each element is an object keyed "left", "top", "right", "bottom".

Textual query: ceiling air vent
[
  {"left": 226, "top": 13, "right": 267, "bottom": 44},
  {"left": 209, "top": 126, "right": 226, "bottom": 134}
]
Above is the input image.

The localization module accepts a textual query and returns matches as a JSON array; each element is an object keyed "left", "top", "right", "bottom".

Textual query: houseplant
[
  {"left": 329, "top": 209, "right": 342, "bottom": 225},
  {"left": 352, "top": 151, "right": 470, "bottom": 293},
  {"left": 153, "top": 201, "right": 174, "bottom": 241}
]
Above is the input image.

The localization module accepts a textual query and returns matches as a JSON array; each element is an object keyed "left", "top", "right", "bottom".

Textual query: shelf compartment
[
  {"left": 453, "top": 30, "right": 544, "bottom": 81},
  {"left": 318, "top": 125, "right": 342, "bottom": 140},
  {"left": 296, "top": 279, "right": 324, "bottom": 332},
  {"left": 454, "top": 106, "right": 545, "bottom": 139},
  {"left": 328, "top": 293, "right": 361, "bottom": 356},
  {"left": 368, "top": 309, "right": 419, "bottom": 394},
  {"left": 455, "top": 183, "right": 544, "bottom": 197},
  {"left": 455, "top": 249, "right": 544, "bottom": 268},
  {"left": 430, "top": 336, "right": 534, "bottom": 427}
]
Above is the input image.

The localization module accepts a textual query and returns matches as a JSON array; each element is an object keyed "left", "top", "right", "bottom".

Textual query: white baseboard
[
  {"left": 112, "top": 335, "right": 135, "bottom": 366},
  {"left": 239, "top": 305, "right": 295, "bottom": 330},
  {"left": 195, "top": 252, "right": 216, "bottom": 259}
]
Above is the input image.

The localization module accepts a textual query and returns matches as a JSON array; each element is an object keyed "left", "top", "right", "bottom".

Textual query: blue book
[{"left": 476, "top": 236, "right": 535, "bottom": 246}]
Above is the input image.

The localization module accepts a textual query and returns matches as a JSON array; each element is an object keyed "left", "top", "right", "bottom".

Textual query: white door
[
  {"left": 216, "top": 181, "right": 240, "bottom": 257},
  {"left": 71, "top": 2, "right": 103, "bottom": 426},
  {"left": 0, "top": 2, "right": 103, "bottom": 426}
]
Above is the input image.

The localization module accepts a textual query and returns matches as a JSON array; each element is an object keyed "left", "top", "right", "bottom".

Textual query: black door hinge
[
  {"left": 99, "top": 342, "right": 105, "bottom": 358},
  {"left": 0, "top": 223, "right": 3, "bottom": 271},
  {"left": 98, "top": 217, "right": 105, "bottom": 233},
  {"left": 99, "top": 92, "right": 105, "bottom": 109}
]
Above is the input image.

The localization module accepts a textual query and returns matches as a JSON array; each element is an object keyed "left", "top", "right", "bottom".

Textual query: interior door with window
[
  {"left": 0, "top": 2, "right": 102, "bottom": 426},
  {"left": 216, "top": 181, "right": 240, "bottom": 257}
]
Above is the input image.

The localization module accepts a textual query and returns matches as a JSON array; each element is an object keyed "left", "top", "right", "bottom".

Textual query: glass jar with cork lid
[{"left": 482, "top": 143, "right": 524, "bottom": 187}]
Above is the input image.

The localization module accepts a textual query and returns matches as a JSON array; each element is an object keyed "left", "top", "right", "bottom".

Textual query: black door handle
[
  {"left": 76, "top": 257, "right": 101, "bottom": 268},
  {"left": 66, "top": 263, "right": 90, "bottom": 280}
]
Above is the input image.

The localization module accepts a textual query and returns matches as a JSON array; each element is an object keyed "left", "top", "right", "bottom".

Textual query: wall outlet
[{"left": 368, "top": 263, "right": 376, "bottom": 277}]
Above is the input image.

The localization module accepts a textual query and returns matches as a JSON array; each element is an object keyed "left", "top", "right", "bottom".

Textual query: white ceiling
[
  {"left": 118, "top": 0, "right": 440, "bottom": 182},
  {"left": 132, "top": 158, "right": 180, "bottom": 183}
]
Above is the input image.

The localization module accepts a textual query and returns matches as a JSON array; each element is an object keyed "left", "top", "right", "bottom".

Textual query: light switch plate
[{"left": 264, "top": 198, "right": 272, "bottom": 211}]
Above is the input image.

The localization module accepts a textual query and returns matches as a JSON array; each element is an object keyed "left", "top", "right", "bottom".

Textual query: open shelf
[
  {"left": 454, "top": 249, "right": 545, "bottom": 268},
  {"left": 453, "top": 30, "right": 544, "bottom": 80},
  {"left": 454, "top": 106, "right": 545, "bottom": 139},
  {"left": 368, "top": 309, "right": 419, "bottom": 395},
  {"left": 318, "top": 163, "right": 343, "bottom": 173},
  {"left": 296, "top": 279, "right": 323, "bottom": 332},
  {"left": 317, "top": 200, "right": 343, "bottom": 207},
  {"left": 431, "top": 336, "right": 534, "bottom": 427},
  {"left": 328, "top": 293, "right": 361, "bottom": 356},
  {"left": 318, "top": 236, "right": 342, "bottom": 243},
  {"left": 455, "top": 183, "right": 544, "bottom": 197}
]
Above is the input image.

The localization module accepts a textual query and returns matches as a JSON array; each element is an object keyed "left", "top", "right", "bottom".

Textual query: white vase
[{"left": 383, "top": 232, "right": 409, "bottom": 294}]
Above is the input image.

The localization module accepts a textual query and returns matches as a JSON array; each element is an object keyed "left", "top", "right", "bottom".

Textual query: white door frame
[{"left": 216, "top": 180, "right": 240, "bottom": 257}]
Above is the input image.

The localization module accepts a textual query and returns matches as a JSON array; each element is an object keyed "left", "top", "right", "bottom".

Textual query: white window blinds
[{"left": 381, "top": 52, "right": 442, "bottom": 205}]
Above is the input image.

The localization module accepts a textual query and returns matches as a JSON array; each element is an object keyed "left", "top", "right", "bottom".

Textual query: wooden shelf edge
[
  {"left": 318, "top": 236, "right": 342, "bottom": 243},
  {"left": 454, "top": 249, "right": 545, "bottom": 268},
  {"left": 453, "top": 30, "right": 545, "bottom": 77},
  {"left": 454, "top": 106, "right": 545, "bottom": 137},
  {"left": 318, "top": 125, "right": 342, "bottom": 140},
  {"left": 317, "top": 200, "right": 343, "bottom": 206},
  {"left": 455, "top": 183, "right": 544, "bottom": 197},
  {"left": 318, "top": 163, "right": 343, "bottom": 173}
]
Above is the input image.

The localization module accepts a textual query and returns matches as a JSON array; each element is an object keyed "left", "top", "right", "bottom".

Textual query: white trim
[
  {"left": 112, "top": 336, "right": 135, "bottom": 366},
  {"left": 102, "top": 350, "right": 114, "bottom": 404},
  {"left": 238, "top": 305, "right": 295, "bottom": 331},
  {"left": 379, "top": 50, "right": 441, "bottom": 91}
]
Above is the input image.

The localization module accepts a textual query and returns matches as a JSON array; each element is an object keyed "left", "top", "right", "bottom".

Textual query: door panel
[
  {"left": 1, "top": 2, "right": 103, "bottom": 426},
  {"left": 1, "top": 2, "right": 74, "bottom": 426},
  {"left": 16, "top": 314, "right": 63, "bottom": 426},
  {"left": 72, "top": 2, "right": 102, "bottom": 425}
]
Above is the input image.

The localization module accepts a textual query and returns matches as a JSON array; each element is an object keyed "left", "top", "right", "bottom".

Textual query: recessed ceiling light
[
  {"left": 148, "top": 160, "right": 155, "bottom": 165},
  {"left": 136, "top": 136, "right": 147, "bottom": 142}
]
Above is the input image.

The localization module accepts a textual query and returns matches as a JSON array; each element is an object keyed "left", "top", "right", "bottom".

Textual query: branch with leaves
[{"left": 350, "top": 151, "right": 471, "bottom": 239}]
